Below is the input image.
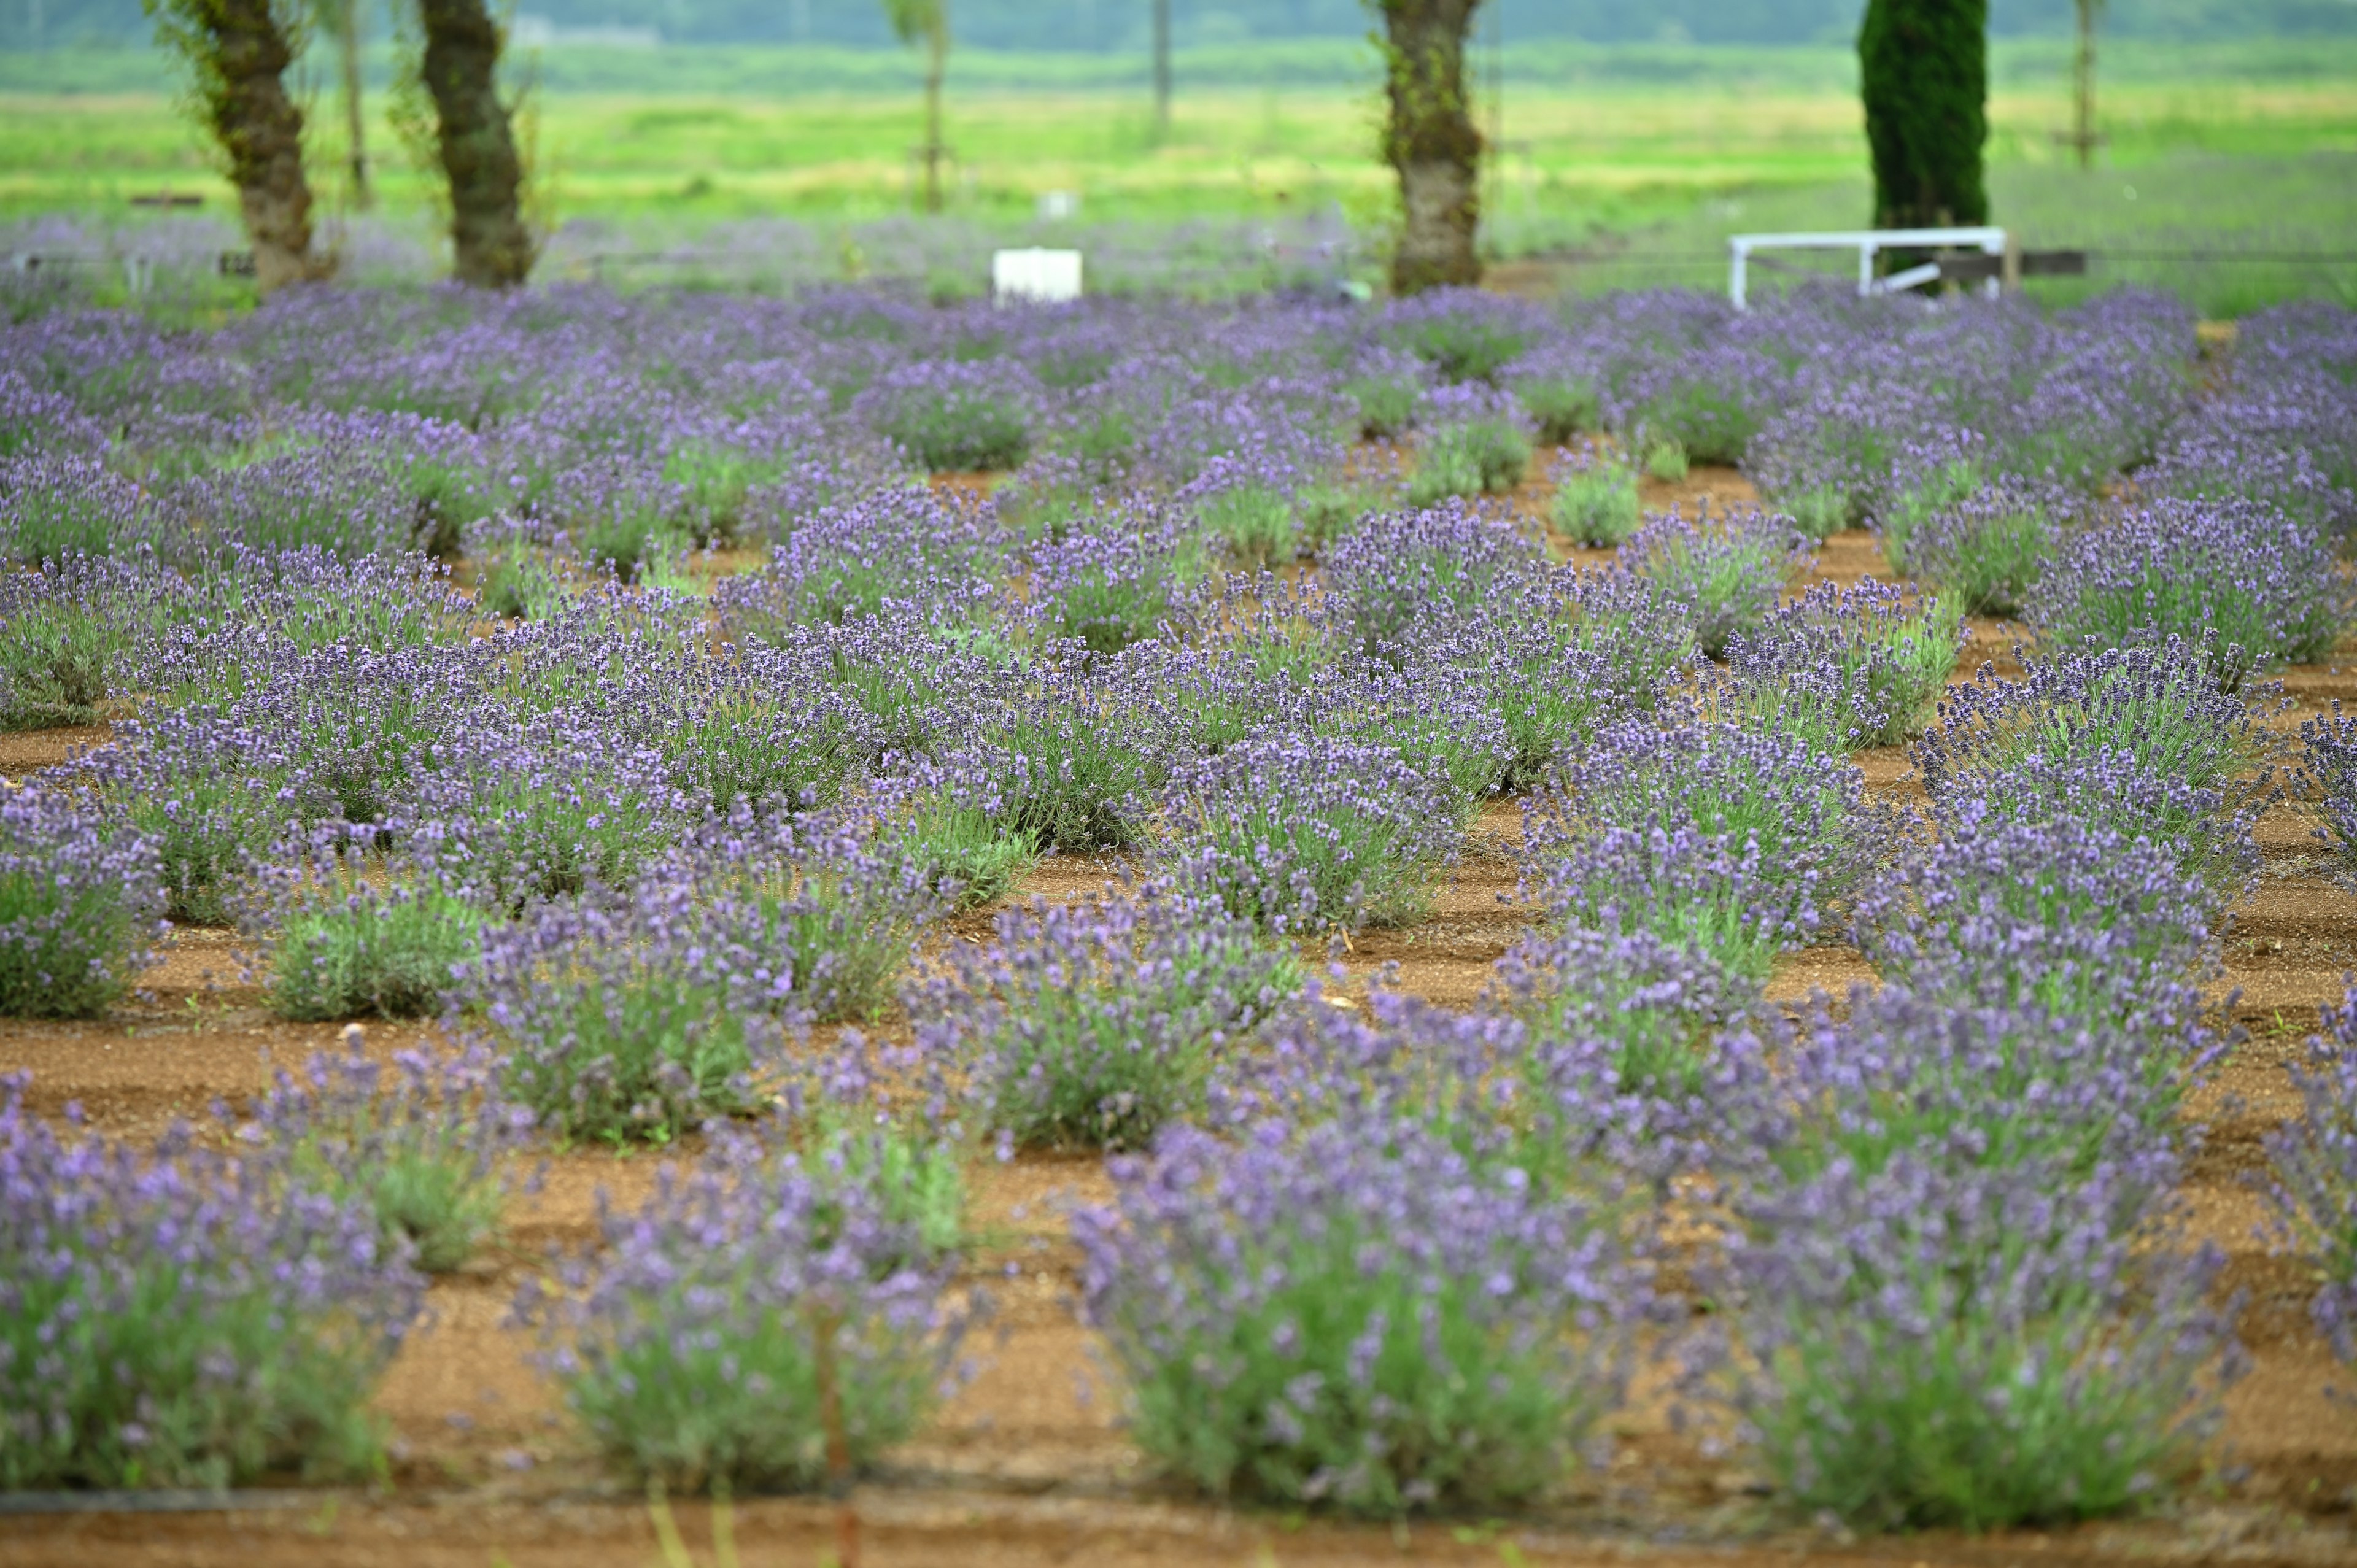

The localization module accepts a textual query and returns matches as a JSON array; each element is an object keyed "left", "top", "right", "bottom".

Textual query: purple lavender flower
[
  {"left": 517, "top": 1116, "right": 977, "bottom": 1491},
  {"left": 0, "top": 784, "right": 165, "bottom": 1018},
  {"left": 1156, "top": 733, "right": 1460, "bottom": 933},
  {"left": 1074, "top": 1107, "right": 1637, "bottom": 1515},
  {"left": 1620, "top": 506, "right": 1807, "bottom": 661},
  {"left": 913, "top": 883, "right": 1296, "bottom": 1149},
  {"left": 2024, "top": 498, "right": 2350, "bottom": 690},
  {"left": 234, "top": 1033, "right": 533, "bottom": 1272},
  {"left": 2260, "top": 989, "right": 2357, "bottom": 1364},
  {"left": 0, "top": 1073, "right": 425, "bottom": 1487}
]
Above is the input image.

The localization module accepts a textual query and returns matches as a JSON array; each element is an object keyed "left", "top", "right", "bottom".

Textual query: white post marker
[
  {"left": 992, "top": 247, "right": 1083, "bottom": 305},
  {"left": 1728, "top": 226, "right": 2008, "bottom": 310}
]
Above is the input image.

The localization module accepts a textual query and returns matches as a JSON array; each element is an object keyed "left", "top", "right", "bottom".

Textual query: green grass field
[{"left": 1, "top": 38, "right": 2350, "bottom": 312}]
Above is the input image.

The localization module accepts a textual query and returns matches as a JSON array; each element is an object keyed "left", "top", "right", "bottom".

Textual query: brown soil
[{"left": 6, "top": 473, "right": 2355, "bottom": 1566}]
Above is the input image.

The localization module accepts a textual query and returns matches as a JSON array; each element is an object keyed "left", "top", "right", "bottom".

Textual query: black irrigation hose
[{"left": 0, "top": 1488, "right": 327, "bottom": 1515}]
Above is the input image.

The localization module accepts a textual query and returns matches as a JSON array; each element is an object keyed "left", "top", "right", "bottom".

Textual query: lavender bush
[
  {"left": 1322, "top": 502, "right": 1542, "bottom": 663},
  {"left": 1533, "top": 712, "right": 1877, "bottom": 944},
  {"left": 2260, "top": 990, "right": 2357, "bottom": 1364},
  {"left": 1913, "top": 638, "right": 2272, "bottom": 904},
  {"left": 236, "top": 1036, "right": 532, "bottom": 1273},
  {"left": 915, "top": 886, "right": 1294, "bottom": 1149},
  {"left": 1852, "top": 799, "right": 2216, "bottom": 1041},
  {"left": 1719, "top": 1150, "right": 2235, "bottom": 1531},
  {"left": 2024, "top": 498, "right": 2349, "bottom": 691},
  {"left": 1075, "top": 1111, "right": 1634, "bottom": 1515},
  {"left": 520, "top": 1119, "right": 973, "bottom": 1493},
  {"left": 0, "top": 1075, "right": 424, "bottom": 1488},
  {"left": 0, "top": 786, "right": 163, "bottom": 1018},
  {"left": 1898, "top": 475, "right": 2073, "bottom": 618},
  {"left": 1722, "top": 579, "right": 1966, "bottom": 749},
  {"left": 1157, "top": 734, "right": 1460, "bottom": 933},
  {"left": 1406, "top": 385, "right": 1532, "bottom": 505},
  {"left": 1622, "top": 508, "right": 1806, "bottom": 660},
  {"left": 460, "top": 884, "right": 788, "bottom": 1145},
  {"left": 1547, "top": 446, "right": 1641, "bottom": 547}
]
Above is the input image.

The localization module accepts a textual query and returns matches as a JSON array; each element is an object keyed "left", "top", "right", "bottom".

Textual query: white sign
[{"left": 992, "top": 248, "right": 1083, "bottom": 304}]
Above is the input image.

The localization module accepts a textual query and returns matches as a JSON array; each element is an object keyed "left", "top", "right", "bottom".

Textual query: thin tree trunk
[
  {"left": 923, "top": 33, "right": 946, "bottom": 213},
  {"left": 1374, "top": 0, "right": 1483, "bottom": 295},
  {"left": 417, "top": 0, "right": 532, "bottom": 287},
  {"left": 336, "top": 0, "right": 371, "bottom": 207},
  {"left": 2072, "top": 0, "right": 2099, "bottom": 170},
  {"left": 203, "top": 0, "right": 319, "bottom": 292}
]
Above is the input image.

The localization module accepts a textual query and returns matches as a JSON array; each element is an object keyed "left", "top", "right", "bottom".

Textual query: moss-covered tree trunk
[
  {"left": 1372, "top": 0, "right": 1483, "bottom": 296},
  {"left": 417, "top": 0, "right": 532, "bottom": 287},
  {"left": 1859, "top": 0, "right": 1989, "bottom": 249},
  {"left": 147, "top": 0, "right": 319, "bottom": 293}
]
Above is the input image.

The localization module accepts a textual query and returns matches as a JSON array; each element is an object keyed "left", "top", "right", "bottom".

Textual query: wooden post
[
  {"left": 1152, "top": 0, "right": 1170, "bottom": 137},
  {"left": 2072, "top": 0, "right": 2099, "bottom": 171},
  {"left": 813, "top": 1304, "right": 859, "bottom": 1568}
]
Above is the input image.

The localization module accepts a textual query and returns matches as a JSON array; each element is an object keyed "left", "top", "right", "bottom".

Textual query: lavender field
[{"left": 4, "top": 280, "right": 2357, "bottom": 1563}]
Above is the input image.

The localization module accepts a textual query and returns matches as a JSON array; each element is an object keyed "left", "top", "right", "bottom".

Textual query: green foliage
[
  {"left": 1407, "top": 418, "right": 1530, "bottom": 504},
  {"left": 1859, "top": 0, "right": 1990, "bottom": 234},
  {"left": 1517, "top": 377, "right": 1601, "bottom": 446},
  {"left": 1643, "top": 436, "right": 1689, "bottom": 482},
  {"left": 1196, "top": 481, "right": 1302, "bottom": 570},
  {"left": 266, "top": 884, "right": 482, "bottom": 1021},
  {"left": 0, "top": 598, "right": 116, "bottom": 730},
  {"left": 1550, "top": 454, "right": 1641, "bottom": 547}
]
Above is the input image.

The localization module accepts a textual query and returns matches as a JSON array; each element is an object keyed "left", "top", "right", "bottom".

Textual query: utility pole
[{"left": 1153, "top": 0, "right": 1170, "bottom": 137}]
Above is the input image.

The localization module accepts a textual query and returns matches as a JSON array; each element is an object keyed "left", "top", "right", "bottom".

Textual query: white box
[{"left": 992, "top": 247, "right": 1083, "bottom": 304}]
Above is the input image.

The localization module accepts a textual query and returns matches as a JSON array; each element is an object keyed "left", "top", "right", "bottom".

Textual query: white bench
[{"left": 1728, "top": 227, "right": 2009, "bottom": 309}]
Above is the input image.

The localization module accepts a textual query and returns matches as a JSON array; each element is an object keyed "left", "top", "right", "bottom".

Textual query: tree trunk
[
  {"left": 336, "top": 0, "right": 371, "bottom": 207},
  {"left": 1859, "top": 0, "right": 1989, "bottom": 258},
  {"left": 417, "top": 0, "right": 532, "bottom": 287},
  {"left": 1374, "top": 0, "right": 1483, "bottom": 296},
  {"left": 200, "top": 0, "right": 319, "bottom": 293},
  {"left": 922, "top": 31, "right": 946, "bottom": 213}
]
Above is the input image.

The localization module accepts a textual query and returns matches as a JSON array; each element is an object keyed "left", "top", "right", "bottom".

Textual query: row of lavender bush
[{"left": 1, "top": 282, "right": 2353, "bottom": 1518}]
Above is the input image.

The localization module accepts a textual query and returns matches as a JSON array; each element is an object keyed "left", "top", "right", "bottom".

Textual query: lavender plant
[
  {"left": 1722, "top": 580, "right": 1966, "bottom": 750},
  {"left": 2025, "top": 498, "right": 2350, "bottom": 691},
  {"left": 1322, "top": 502, "right": 1542, "bottom": 663},
  {"left": 236, "top": 1036, "right": 532, "bottom": 1273},
  {"left": 0, "top": 786, "right": 163, "bottom": 1019},
  {"left": 264, "top": 875, "right": 483, "bottom": 1022},
  {"left": 1622, "top": 508, "right": 1806, "bottom": 660},
  {"left": 1406, "top": 386, "right": 1532, "bottom": 505},
  {"left": 1851, "top": 799, "right": 2216, "bottom": 1041},
  {"left": 519, "top": 1119, "right": 974, "bottom": 1492},
  {"left": 1913, "top": 638, "right": 2272, "bottom": 905},
  {"left": 1898, "top": 474, "right": 2073, "bottom": 617},
  {"left": 1531, "top": 711, "right": 1876, "bottom": 954},
  {"left": 1547, "top": 446, "right": 1641, "bottom": 547},
  {"left": 913, "top": 886, "right": 1295, "bottom": 1149},
  {"left": 0, "top": 1075, "right": 425, "bottom": 1488},
  {"left": 1492, "top": 922, "right": 1764, "bottom": 1095},
  {"left": 1074, "top": 1112, "right": 1634, "bottom": 1515},
  {"left": 459, "top": 882, "right": 789, "bottom": 1145},
  {"left": 1156, "top": 734, "right": 1460, "bottom": 933},
  {"left": 1719, "top": 1151, "right": 2235, "bottom": 1532},
  {"left": 2260, "top": 991, "right": 2357, "bottom": 1364}
]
